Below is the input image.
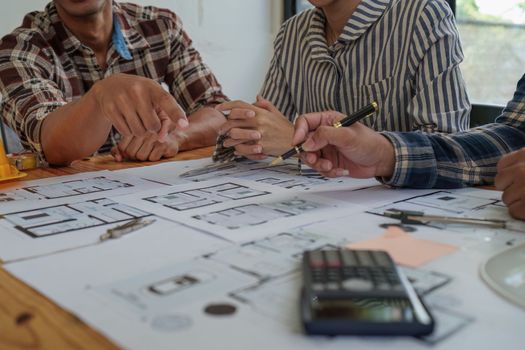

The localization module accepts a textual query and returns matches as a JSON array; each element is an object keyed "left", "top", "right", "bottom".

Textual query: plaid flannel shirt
[
  {"left": 382, "top": 73, "right": 525, "bottom": 188},
  {"left": 0, "top": 1, "right": 227, "bottom": 158}
]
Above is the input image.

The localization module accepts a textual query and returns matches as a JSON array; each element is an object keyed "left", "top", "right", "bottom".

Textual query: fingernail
[
  {"left": 255, "top": 146, "right": 262, "bottom": 153},
  {"left": 306, "top": 153, "right": 316, "bottom": 163},
  {"left": 246, "top": 110, "right": 256, "bottom": 117},
  {"left": 178, "top": 119, "right": 189, "bottom": 128},
  {"left": 336, "top": 169, "right": 350, "bottom": 176},
  {"left": 303, "top": 139, "right": 314, "bottom": 151},
  {"left": 322, "top": 163, "right": 331, "bottom": 171},
  {"left": 251, "top": 132, "right": 261, "bottom": 139}
]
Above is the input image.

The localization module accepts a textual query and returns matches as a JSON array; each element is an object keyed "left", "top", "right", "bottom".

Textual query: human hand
[
  {"left": 92, "top": 73, "right": 188, "bottom": 142},
  {"left": 111, "top": 131, "right": 181, "bottom": 162},
  {"left": 495, "top": 148, "right": 525, "bottom": 220},
  {"left": 216, "top": 96, "right": 294, "bottom": 159},
  {"left": 293, "top": 111, "right": 395, "bottom": 178}
]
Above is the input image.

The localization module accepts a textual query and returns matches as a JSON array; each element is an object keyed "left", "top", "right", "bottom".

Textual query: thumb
[
  {"left": 157, "top": 109, "right": 173, "bottom": 143},
  {"left": 111, "top": 146, "right": 123, "bottom": 162}
]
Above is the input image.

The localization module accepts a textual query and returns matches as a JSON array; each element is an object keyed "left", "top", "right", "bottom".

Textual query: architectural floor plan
[
  {"left": 0, "top": 171, "right": 166, "bottom": 212},
  {"left": 114, "top": 178, "right": 355, "bottom": 242},
  {"left": 3, "top": 198, "right": 151, "bottom": 238},
  {"left": 143, "top": 182, "right": 269, "bottom": 211}
]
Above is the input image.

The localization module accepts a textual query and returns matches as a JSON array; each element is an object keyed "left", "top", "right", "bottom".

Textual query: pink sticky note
[{"left": 347, "top": 226, "right": 457, "bottom": 268}]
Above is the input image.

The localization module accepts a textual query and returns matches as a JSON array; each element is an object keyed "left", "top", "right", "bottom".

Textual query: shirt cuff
[
  {"left": 377, "top": 131, "right": 439, "bottom": 188},
  {"left": 25, "top": 102, "right": 67, "bottom": 165}
]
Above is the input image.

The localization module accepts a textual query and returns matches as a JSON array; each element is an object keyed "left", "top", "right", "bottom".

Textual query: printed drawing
[
  {"left": 2, "top": 198, "right": 151, "bottom": 238},
  {"left": 368, "top": 190, "right": 525, "bottom": 233},
  {"left": 143, "top": 182, "right": 270, "bottom": 211},
  {"left": 180, "top": 158, "right": 348, "bottom": 191},
  {"left": 192, "top": 199, "right": 329, "bottom": 230},
  {"left": 0, "top": 176, "right": 135, "bottom": 203},
  {"left": 23, "top": 176, "right": 134, "bottom": 199}
]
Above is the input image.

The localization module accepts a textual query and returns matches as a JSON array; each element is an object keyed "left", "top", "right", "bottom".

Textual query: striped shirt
[
  {"left": 0, "top": 1, "right": 226, "bottom": 159},
  {"left": 382, "top": 73, "right": 525, "bottom": 188},
  {"left": 261, "top": 0, "right": 470, "bottom": 134}
]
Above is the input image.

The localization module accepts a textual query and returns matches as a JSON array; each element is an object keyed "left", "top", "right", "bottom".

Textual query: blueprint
[
  {"left": 0, "top": 197, "right": 154, "bottom": 262},
  {"left": 114, "top": 178, "right": 362, "bottom": 242},
  {"left": 6, "top": 208, "right": 506, "bottom": 350},
  {"left": 368, "top": 190, "right": 525, "bottom": 234},
  {"left": 0, "top": 171, "right": 167, "bottom": 212},
  {"left": 115, "top": 157, "right": 379, "bottom": 191},
  {"left": 2, "top": 198, "right": 150, "bottom": 238},
  {"left": 3, "top": 163, "right": 525, "bottom": 349}
]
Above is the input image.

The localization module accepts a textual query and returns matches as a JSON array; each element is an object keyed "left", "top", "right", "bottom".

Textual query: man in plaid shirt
[
  {"left": 292, "top": 74, "right": 525, "bottom": 220},
  {"left": 0, "top": 0, "right": 227, "bottom": 165}
]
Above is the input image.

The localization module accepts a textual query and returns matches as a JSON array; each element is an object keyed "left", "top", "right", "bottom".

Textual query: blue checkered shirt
[{"left": 382, "top": 74, "right": 525, "bottom": 188}]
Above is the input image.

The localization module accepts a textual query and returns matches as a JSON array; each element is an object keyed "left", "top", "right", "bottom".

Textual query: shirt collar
[
  {"left": 44, "top": 1, "right": 149, "bottom": 59},
  {"left": 308, "top": 0, "right": 390, "bottom": 60}
]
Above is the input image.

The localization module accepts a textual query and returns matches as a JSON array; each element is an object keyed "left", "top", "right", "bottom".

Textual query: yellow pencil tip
[{"left": 270, "top": 157, "right": 283, "bottom": 166}]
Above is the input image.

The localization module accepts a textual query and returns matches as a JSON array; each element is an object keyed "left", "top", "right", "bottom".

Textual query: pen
[
  {"left": 384, "top": 209, "right": 507, "bottom": 229},
  {"left": 99, "top": 218, "right": 156, "bottom": 241},
  {"left": 270, "top": 102, "right": 378, "bottom": 166}
]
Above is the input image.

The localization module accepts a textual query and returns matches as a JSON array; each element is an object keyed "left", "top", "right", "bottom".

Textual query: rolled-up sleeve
[
  {"left": 380, "top": 74, "right": 525, "bottom": 189},
  {"left": 0, "top": 32, "right": 66, "bottom": 156}
]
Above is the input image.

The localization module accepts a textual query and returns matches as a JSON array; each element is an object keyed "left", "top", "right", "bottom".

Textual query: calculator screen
[{"left": 312, "top": 298, "right": 415, "bottom": 322}]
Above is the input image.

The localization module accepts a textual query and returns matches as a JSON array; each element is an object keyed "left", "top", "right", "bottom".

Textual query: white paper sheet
[
  {"left": 368, "top": 189, "right": 525, "bottom": 234},
  {"left": 112, "top": 178, "right": 363, "bottom": 242},
  {"left": 111, "top": 158, "right": 213, "bottom": 185},
  {"left": 5, "top": 183, "right": 525, "bottom": 349},
  {"left": 115, "top": 157, "right": 380, "bottom": 192},
  {"left": 7, "top": 206, "right": 525, "bottom": 350},
  {"left": 0, "top": 170, "right": 168, "bottom": 212}
]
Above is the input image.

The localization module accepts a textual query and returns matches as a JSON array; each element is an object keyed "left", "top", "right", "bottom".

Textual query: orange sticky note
[{"left": 347, "top": 226, "right": 457, "bottom": 268}]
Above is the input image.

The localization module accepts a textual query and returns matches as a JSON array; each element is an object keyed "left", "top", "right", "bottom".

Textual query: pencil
[{"left": 270, "top": 102, "right": 378, "bottom": 166}]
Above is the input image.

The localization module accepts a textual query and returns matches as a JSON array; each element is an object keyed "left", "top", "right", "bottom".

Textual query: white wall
[{"left": 0, "top": 0, "right": 281, "bottom": 101}]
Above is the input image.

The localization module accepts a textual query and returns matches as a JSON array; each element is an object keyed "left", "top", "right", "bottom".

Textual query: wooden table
[{"left": 0, "top": 147, "right": 214, "bottom": 350}]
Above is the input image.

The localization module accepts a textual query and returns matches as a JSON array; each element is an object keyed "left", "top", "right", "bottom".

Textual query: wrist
[
  {"left": 376, "top": 135, "right": 395, "bottom": 178},
  {"left": 170, "top": 129, "right": 189, "bottom": 150},
  {"left": 87, "top": 80, "right": 107, "bottom": 122}
]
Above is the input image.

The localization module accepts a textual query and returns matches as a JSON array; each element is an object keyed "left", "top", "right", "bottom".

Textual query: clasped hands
[
  {"left": 93, "top": 73, "right": 189, "bottom": 161},
  {"left": 216, "top": 99, "right": 394, "bottom": 179},
  {"left": 216, "top": 96, "right": 294, "bottom": 160}
]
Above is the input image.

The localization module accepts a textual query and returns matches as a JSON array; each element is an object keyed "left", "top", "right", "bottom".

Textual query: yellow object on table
[
  {"left": 8, "top": 152, "right": 38, "bottom": 171},
  {"left": 0, "top": 140, "right": 26, "bottom": 182}
]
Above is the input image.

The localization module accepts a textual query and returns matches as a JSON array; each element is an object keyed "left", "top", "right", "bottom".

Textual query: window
[
  {"left": 456, "top": 0, "right": 525, "bottom": 105},
  {"left": 283, "top": 0, "right": 525, "bottom": 105}
]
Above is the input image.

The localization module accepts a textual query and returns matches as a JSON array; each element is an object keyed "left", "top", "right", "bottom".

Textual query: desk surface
[
  {"left": 1, "top": 147, "right": 522, "bottom": 350},
  {"left": 0, "top": 147, "right": 214, "bottom": 350}
]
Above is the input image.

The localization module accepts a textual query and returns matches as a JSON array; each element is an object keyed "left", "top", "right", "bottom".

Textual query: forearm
[
  {"left": 40, "top": 89, "right": 111, "bottom": 165},
  {"left": 175, "top": 106, "right": 226, "bottom": 151},
  {"left": 381, "top": 123, "right": 525, "bottom": 189}
]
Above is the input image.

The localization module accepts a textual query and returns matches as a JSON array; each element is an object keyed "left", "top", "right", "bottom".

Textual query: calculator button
[
  {"left": 355, "top": 250, "right": 374, "bottom": 266},
  {"left": 373, "top": 251, "right": 393, "bottom": 267},
  {"left": 325, "top": 250, "right": 342, "bottom": 268},
  {"left": 376, "top": 282, "right": 391, "bottom": 291},
  {"left": 341, "top": 250, "right": 357, "bottom": 266},
  {"left": 342, "top": 278, "right": 373, "bottom": 291},
  {"left": 309, "top": 250, "right": 325, "bottom": 268},
  {"left": 312, "top": 283, "right": 324, "bottom": 292},
  {"left": 325, "top": 282, "right": 339, "bottom": 291}
]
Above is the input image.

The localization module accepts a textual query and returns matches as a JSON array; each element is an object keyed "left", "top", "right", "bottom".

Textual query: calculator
[{"left": 300, "top": 249, "right": 435, "bottom": 336}]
